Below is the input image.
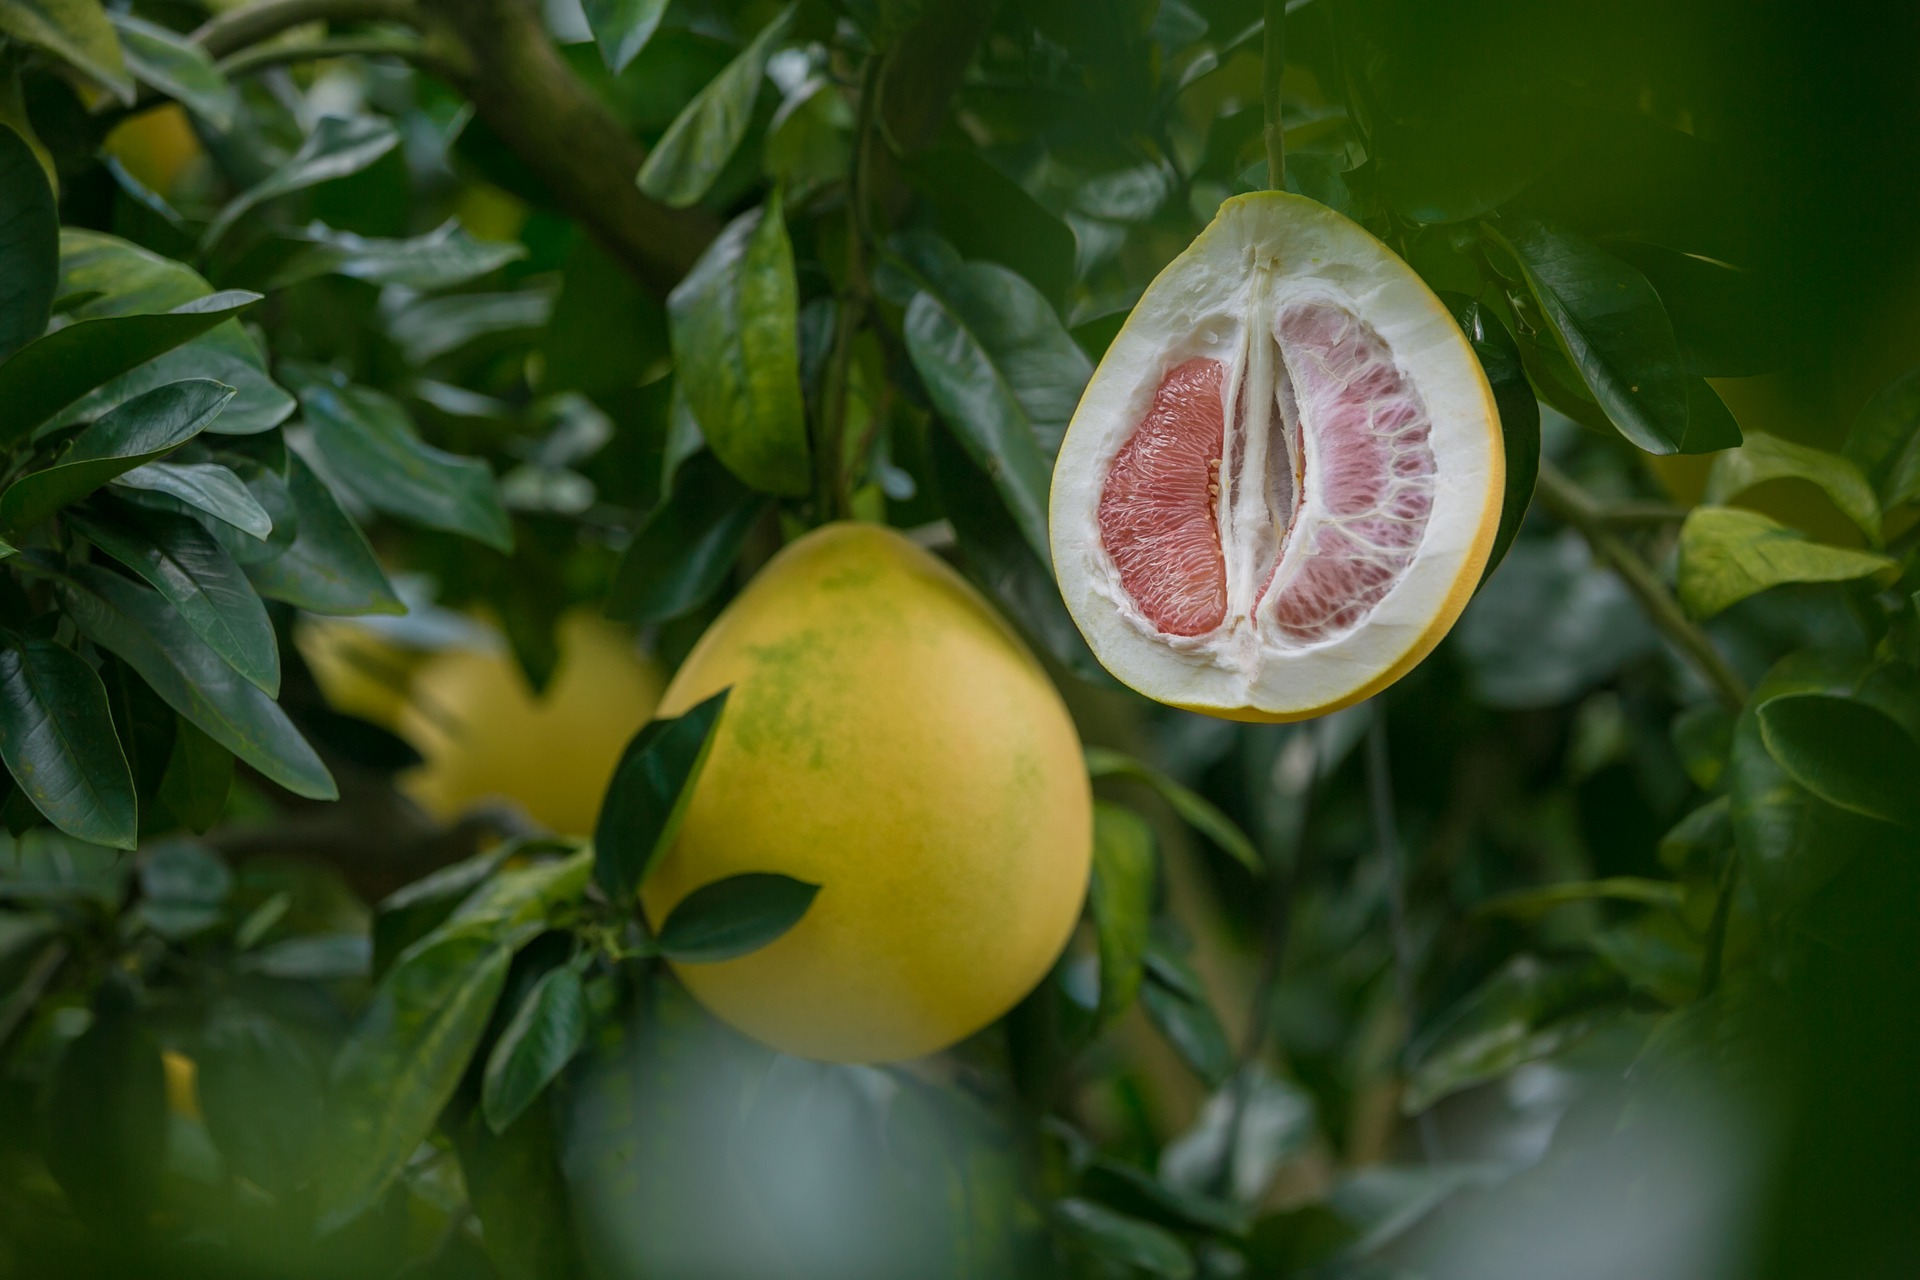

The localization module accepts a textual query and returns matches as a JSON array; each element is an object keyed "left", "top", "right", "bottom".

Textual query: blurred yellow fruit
[
  {"left": 104, "top": 104, "right": 202, "bottom": 194},
  {"left": 399, "top": 612, "right": 664, "bottom": 836},
  {"left": 641, "top": 523, "right": 1093, "bottom": 1063},
  {"left": 161, "top": 1049, "right": 199, "bottom": 1122},
  {"left": 298, "top": 618, "right": 421, "bottom": 730}
]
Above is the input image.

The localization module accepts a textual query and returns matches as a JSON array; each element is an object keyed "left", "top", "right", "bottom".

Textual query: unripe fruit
[{"left": 641, "top": 524, "right": 1093, "bottom": 1063}]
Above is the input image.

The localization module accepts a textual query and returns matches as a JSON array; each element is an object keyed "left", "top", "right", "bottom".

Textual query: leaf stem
[
  {"left": 1262, "top": 0, "right": 1287, "bottom": 191},
  {"left": 1535, "top": 463, "right": 1749, "bottom": 711},
  {"left": 1698, "top": 850, "right": 1741, "bottom": 999},
  {"left": 814, "top": 55, "right": 883, "bottom": 523}
]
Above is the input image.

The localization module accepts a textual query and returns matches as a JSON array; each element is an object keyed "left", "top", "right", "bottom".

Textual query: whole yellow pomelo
[
  {"left": 640, "top": 523, "right": 1093, "bottom": 1063},
  {"left": 400, "top": 612, "right": 664, "bottom": 836},
  {"left": 104, "top": 104, "right": 202, "bottom": 194}
]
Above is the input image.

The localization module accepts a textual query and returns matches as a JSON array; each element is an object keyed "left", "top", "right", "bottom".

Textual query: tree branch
[{"left": 193, "top": 0, "right": 422, "bottom": 59}]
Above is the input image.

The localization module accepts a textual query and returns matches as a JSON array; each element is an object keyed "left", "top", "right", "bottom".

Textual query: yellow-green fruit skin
[{"left": 641, "top": 523, "right": 1093, "bottom": 1064}]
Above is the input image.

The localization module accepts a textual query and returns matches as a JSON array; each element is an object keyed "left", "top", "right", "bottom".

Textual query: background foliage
[{"left": 2, "top": 0, "right": 1918, "bottom": 1277}]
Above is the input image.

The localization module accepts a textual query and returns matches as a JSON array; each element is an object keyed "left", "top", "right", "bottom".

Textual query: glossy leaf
[
  {"left": 1085, "top": 747, "right": 1262, "bottom": 875},
  {"left": 1453, "top": 298, "right": 1540, "bottom": 582},
  {"left": 54, "top": 563, "right": 336, "bottom": 799},
  {"left": 666, "top": 193, "right": 809, "bottom": 496},
  {"left": 318, "top": 926, "right": 515, "bottom": 1231},
  {"left": 0, "top": 122, "right": 57, "bottom": 362},
  {"left": 1756, "top": 693, "right": 1920, "bottom": 828},
  {"left": 1055, "top": 1198, "right": 1195, "bottom": 1279},
  {"left": 70, "top": 502, "right": 279, "bottom": 695},
  {"left": 483, "top": 964, "right": 588, "bottom": 1134},
  {"left": 202, "top": 115, "right": 400, "bottom": 251},
  {"left": 0, "top": 290, "right": 259, "bottom": 445},
  {"left": 244, "top": 453, "right": 403, "bottom": 615},
  {"left": 269, "top": 220, "right": 526, "bottom": 291},
  {"left": 0, "top": 638, "right": 136, "bottom": 848},
  {"left": 1676, "top": 506, "right": 1896, "bottom": 618},
  {"left": 636, "top": 5, "right": 792, "bottom": 207},
  {"left": 300, "top": 381, "right": 512, "bottom": 550},
  {"left": 583, "top": 0, "right": 667, "bottom": 73},
  {"left": 1707, "top": 431, "right": 1882, "bottom": 543},
  {"left": 1089, "top": 803, "right": 1155, "bottom": 1022},
  {"left": 595, "top": 688, "right": 729, "bottom": 901},
  {"left": 0, "top": 0, "right": 131, "bottom": 103},
  {"left": 655, "top": 872, "right": 819, "bottom": 963},
  {"left": 110, "top": 12, "right": 237, "bottom": 130},
  {"left": 604, "top": 451, "right": 765, "bottom": 623},
  {"left": 114, "top": 460, "right": 273, "bottom": 539},
  {"left": 1843, "top": 363, "right": 1920, "bottom": 509},
  {"left": 1678, "top": 375, "right": 1744, "bottom": 454},
  {"left": 0, "top": 379, "right": 233, "bottom": 531}
]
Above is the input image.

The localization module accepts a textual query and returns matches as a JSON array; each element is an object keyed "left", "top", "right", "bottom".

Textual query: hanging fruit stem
[
  {"left": 816, "top": 55, "right": 883, "bottom": 522},
  {"left": 1263, "top": 0, "right": 1287, "bottom": 190}
]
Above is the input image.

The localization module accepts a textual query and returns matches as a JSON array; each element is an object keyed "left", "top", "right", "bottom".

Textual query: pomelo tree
[{"left": 0, "top": 0, "right": 1915, "bottom": 1277}]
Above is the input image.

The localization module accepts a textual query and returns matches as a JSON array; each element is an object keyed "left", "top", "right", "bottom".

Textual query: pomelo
[
  {"left": 1052, "top": 192, "right": 1504, "bottom": 721},
  {"left": 640, "top": 523, "right": 1093, "bottom": 1063}
]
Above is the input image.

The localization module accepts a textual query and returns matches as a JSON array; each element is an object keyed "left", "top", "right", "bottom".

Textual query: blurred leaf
[
  {"left": 1086, "top": 747, "right": 1261, "bottom": 875},
  {"left": 71, "top": 501, "right": 278, "bottom": 695},
  {"left": 0, "top": 0, "right": 130, "bottom": 103},
  {"left": 1055, "top": 1197, "right": 1195, "bottom": 1278},
  {"left": 157, "top": 715, "right": 232, "bottom": 833},
  {"left": 667, "top": 192, "right": 809, "bottom": 496},
  {"left": 1089, "top": 802, "right": 1154, "bottom": 1022},
  {"left": 1676, "top": 506, "right": 1896, "bottom": 619},
  {"left": 584, "top": 0, "right": 667, "bottom": 73},
  {"left": 197, "top": 1004, "right": 323, "bottom": 1193},
  {"left": 1476, "top": 876, "right": 1684, "bottom": 920},
  {"left": 594, "top": 688, "right": 729, "bottom": 901},
  {"left": 202, "top": 114, "right": 400, "bottom": 251},
  {"left": 1485, "top": 219, "right": 1689, "bottom": 454},
  {"left": 387, "top": 289, "right": 553, "bottom": 366},
  {"left": 1140, "top": 944, "right": 1232, "bottom": 1087},
  {"left": 763, "top": 76, "right": 852, "bottom": 199},
  {"left": 448, "top": 848, "right": 594, "bottom": 932},
  {"left": 655, "top": 872, "right": 819, "bottom": 963},
  {"left": 136, "top": 837, "right": 229, "bottom": 936},
  {"left": 1378, "top": 101, "right": 1566, "bottom": 224},
  {"left": 116, "top": 459, "right": 274, "bottom": 540},
  {"left": 1590, "top": 912, "right": 1702, "bottom": 1005},
  {"left": 300, "top": 381, "right": 512, "bottom": 551},
  {"left": 904, "top": 149, "right": 1076, "bottom": 306},
  {"left": 1843, "top": 363, "right": 1920, "bottom": 509},
  {"left": 483, "top": 963, "right": 588, "bottom": 1133},
  {"left": 637, "top": 5, "right": 792, "bottom": 207},
  {"left": 244, "top": 453, "right": 403, "bottom": 615},
  {"left": 319, "top": 926, "right": 515, "bottom": 1231},
  {"left": 454, "top": 1098, "right": 583, "bottom": 1280},
  {"left": 1607, "top": 239, "right": 1777, "bottom": 377},
  {"left": 1671, "top": 702, "right": 1735, "bottom": 790},
  {"left": 1160, "top": 1065, "right": 1315, "bottom": 1203},
  {"left": 373, "top": 844, "right": 515, "bottom": 976},
  {"left": 1452, "top": 297, "right": 1539, "bottom": 583},
  {"left": 240, "top": 932, "right": 371, "bottom": 979},
  {"left": 0, "top": 291, "right": 259, "bottom": 445},
  {"left": 54, "top": 562, "right": 337, "bottom": 799},
  {"left": 109, "top": 12, "right": 237, "bottom": 130},
  {"left": 605, "top": 450, "right": 765, "bottom": 623},
  {"left": 0, "top": 122, "right": 56, "bottom": 362},
  {"left": 44, "top": 995, "right": 164, "bottom": 1228},
  {"left": 0, "top": 637, "right": 136, "bottom": 848},
  {"left": 269, "top": 220, "right": 526, "bottom": 291},
  {"left": 1707, "top": 431, "right": 1882, "bottom": 543},
  {"left": 1082, "top": 1158, "right": 1251, "bottom": 1238},
  {"left": 1756, "top": 692, "right": 1920, "bottom": 828}
]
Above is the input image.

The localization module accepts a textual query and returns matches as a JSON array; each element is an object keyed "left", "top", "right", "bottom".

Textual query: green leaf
[
  {"left": 1089, "top": 803, "right": 1155, "bottom": 1022},
  {"left": 1677, "top": 375, "right": 1744, "bottom": 454},
  {"left": 1756, "top": 692, "right": 1920, "bottom": 828},
  {"left": 0, "top": 379, "right": 234, "bottom": 531},
  {"left": 157, "top": 715, "right": 231, "bottom": 833},
  {"left": 636, "top": 4, "right": 792, "bottom": 207},
  {"left": 109, "top": 12, "right": 237, "bottom": 130},
  {"left": 1082, "top": 1158, "right": 1252, "bottom": 1238},
  {"left": 448, "top": 848, "right": 594, "bottom": 933},
  {"left": 482, "top": 963, "right": 588, "bottom": 1134},
  {"left": 0, "top": 638, "right": 136, "bottom": 849},
  {"left": 1141, "top": 958, "right": 1233, "bottom": 1087},
  {"left": 136, "top": 837, "right": 230, "bottom": 937},
  {"left": 0, "top": 291, "right": 260, "bottom": 445},
  {"left": 604, "top": 450, "right": 766, "bottom": 623},
  {"left": 202, "top": 114, "right": 400, "bottom": 252},
  {"left": 318, "top": 926, "right": 515, "bottom": 1231},
  {"left": 1843, "top": 363, "right": 1920, "bottom": 510},
  {"left": 666, "top": 193, "right": 809, "bottom": 496},
  {"left": 0, "top": 0, "right": 131, "bottom": 103},
  {"left": 1485, "top": 220, "right": 1689, "bottom": 454},
  {"left": 114, "top": 460, "right": 273, "bottom": 539},
  {"left": 0, "top": 122, "right": 57, "bottom": 362},
  {"left": 583, "top": 0, "right": 667, "bottom": 74},
  {"left": 1377, "top": 102, "right": 1566, "bottom": 225},
  {"left": 244, "top": 453, "right": 402, "bottom": 616},
  {"left": 1055, "top": 1198, "right": 1195, "bottom": 1279},
  {"left": 903, "top": 148, "right": 1076, "bottom": 307},
  {"left": 69, "top": 501, "right": 278, "bottom": 695},
  {"left": 1706, "top": 431, "right": 1883, "bottom": 543},
  {"left": 1475, "top": 876, "right": 1685, "bottom": 920},
  {"left": 197, "top": 1005, "right": 323, "bottom": 1194},
  {"left": 889, "top": 233, "right": 1090, "bottom": 559},
  {"left": 386, "top": 289, "right": 553, "bottom": 366},
  {"left": 1676, "top": 506, "right": 1896, "bottom": 618},
  {"left": 53, "top": 562, "right": 336, "bottom": 799},
  {"left": 655, "top": 872, "right": 819, "bottom": 963},
  {"left": 269, "top": 219, "right": 526, "bottom": 291},
  {"left": 1085, "top": 747, "right": 1261, "bottom": 875},
  {"left": 299, "top": 381, "right": 512, "bottom": 551},
  {"left": 594, "top": 688, "right": 729, "bottom": 901},
  {"left": 452, "top": 1095, "right": 583, "bottom": 1280},
  {"left": 43, "top": 997, "right": 165, "bottom": 1228},
  {"left": 1160, "top": 1064, "right": 1317, "bottom": 1202},
  {"left": 373, "top": 844, "right": 515, "bottom": 977},
  {"left": 1452, "top": 298, "right": 1539, "bottom": 583}
]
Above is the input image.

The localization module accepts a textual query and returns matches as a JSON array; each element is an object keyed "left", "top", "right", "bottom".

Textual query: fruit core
[{"left": 1096, "top": 294, "right": 1435, "bottom": 647}]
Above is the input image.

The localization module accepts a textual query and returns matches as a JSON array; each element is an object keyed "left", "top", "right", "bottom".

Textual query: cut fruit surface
[{"left": 1051, "top": 193, "right": 1503, "bottom": 721}]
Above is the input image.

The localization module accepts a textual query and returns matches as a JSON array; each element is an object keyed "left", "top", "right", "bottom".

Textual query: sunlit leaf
[
  {"left": 0, "top": 0, "right": 131, "bottom": 103},
  {"left": 1707, "top": 431, "right": 1882, "bottom": 543},
  {"left": 1676, "top": 506, "right": 1896, "bottom": 618},
  {"left": 109, "top": 12, "right": 237, "bottom": 130},
  {"left": 1756, "top": 692, "right": 1920, "bottom": 828}
]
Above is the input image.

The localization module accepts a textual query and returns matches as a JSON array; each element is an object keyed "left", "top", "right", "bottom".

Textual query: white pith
[{"left": 1050, "top": 192, "right": 1502, "bottom": 719}]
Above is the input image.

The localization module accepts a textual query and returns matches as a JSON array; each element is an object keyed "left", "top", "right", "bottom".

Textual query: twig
[
  {"left": 193, "top": 0, "right": 422, "bottom": 59},
  {"left": 814, "top": 56, "right": 883, "bottom": 522},
  {"left": 1535, "top": 463, "right": 1749, "bottom": 711},
  {"left": 1261, "top": 0, "right": 1286, "bottom": 190},
  {"left": 1368, "top": 708, "right": 1442, "bottom": 1161}
]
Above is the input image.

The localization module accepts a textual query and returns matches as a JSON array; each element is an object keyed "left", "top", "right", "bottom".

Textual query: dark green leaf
[
  {"left": 1055, "top": 1198, "right": 1194, "bottom": 1279},
  {"left": 300, "top": 381, "right": 512, "bottom": 551},
  {"left": 244, "top": 453, "right": 402, "bottom": 615},
  {"left": 44, "top": 998, "right": 165, "bottom": 1229},
  {"left": 374, "top": 844, "right": 516, "bottom": 976},
  {"left": 318, "top": 926, "right": 515, "bottom": 1231},
  {"left": 269, "top": 220, "right": 526, "bottom": 291},
  {"left": 198, "top": 1004, "right": 324, "bottom": 1193},
  {"left": 605, "top": 451, "right": 765, "bottom": 623},
  {"left": 448, "top": 848, "right": 594, "bottom": 933},
  {"left": 483, "top": 964, "right": 588, "bottom": 1134},
  {"left": 453, "top": 1097, "right": 583, "bottom": 1280},
  {"left": 135, "top": 837, "right": 230, "bottom": 937},
  {"left": 636, "top": 5, "right": 792, "bottom": 207},
  {"left": 53, "top": 562, "right": 337, "bottom": 799},
  {"left": 1378, "top": 102, "right": 1566, "bottom": 224},
  {"left": 109, "top": 11, "right": 237, "bottom": 130},
  {"left": 0, "top": 638, "right": 136, "bottom": 849},
  {"left": 386, "top": 289, "right": 553, "bottom": 366},
  {"left": 114, "top": 460, "right": 273, "bottom": 539},
  {"left": 1160, "top": 1064, "right": 1317, "bottom": 1202},
  {"left": 1082, "top": 1158, "right": 1252, "bottom": 1238},
  {"left": 157, "top": 714, "right": 232, "bottom": 833},
  {"left": 667, "top": 193, "right": 809, "bottom": 496},
  {"left": 1706, "top": 431, "right": 1883, "bottom": 543},
  {"left": 903, "top": 149, "right": 1076, "bottom": 306},
  {"left": 1475, "top": 876, "right": 1684, "bottom": 920},
  {"left": 1843, "top": 363, "right": 1920, "bottom": 510},
  {"left": 240, "top": 932, "right": 371, "bottom": 979},
  {"left": 0, "top": 291, "right": 259, "bottom": 445},
  {"left": 1677, "top": 375, "right": 1743, "bottom": 453},
  {"left": 0, "top": 0, "right": 131, "bottom": 103},
  {"left": 1085, "top": 747, "right": 1261, "bottom": 874},
  {"left": 655, "top": 872, "right": 819, "bottom": 963},
  {"left": 0, "top": 122, "right": 57, "bottom": 362},
  {"left": 583, "top": 0, "right": 667, "bottom": 73},
  {"left": 1451, "top": 298, "right": 1539, "bottom": 583},
  {"left": 202, "top": 114, "right": 400, "bottom": 251},
  {"left": 595, "top": 688, "right": 729, "bottom": 901},
  {"left": 1676, "top": 506, "right": 1895, "bottom": 618},
  {"left": 1756, "top": 692, "right": 1920, "bottom": 828},
  {"left": 1089, "top": 803, "right": 1154, "bottom": 1022}
]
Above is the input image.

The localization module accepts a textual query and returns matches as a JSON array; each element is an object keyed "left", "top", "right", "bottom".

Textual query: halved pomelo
[{"left": 1051, "top": 192, "right": 1503, "bottom": 722}]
